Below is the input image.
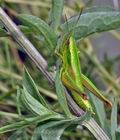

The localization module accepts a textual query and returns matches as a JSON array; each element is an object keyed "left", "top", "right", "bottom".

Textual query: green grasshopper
[{"left": 57, "top": 13, "right": 112, "bottom": 114}]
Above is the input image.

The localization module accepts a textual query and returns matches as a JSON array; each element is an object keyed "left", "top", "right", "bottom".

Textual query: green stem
[{"left": 0, "top": 111, "right": 19, "bottom": 118}]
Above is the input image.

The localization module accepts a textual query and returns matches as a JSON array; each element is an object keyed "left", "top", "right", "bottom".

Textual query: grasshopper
[{"left": 57, "top": 12, "right": 112, "bottom": 114}]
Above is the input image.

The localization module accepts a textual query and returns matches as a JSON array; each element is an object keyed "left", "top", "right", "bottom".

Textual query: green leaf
[
  {"left": 116, "top": 126, "right": 120, "bottom": 140},
  {"left": 19, "top": 25, "right": 34, "bottom": 34},
  {"left": 21, "top": 88, "right": 52, "bottom": 116},
  {"left": 55, "top": 67, "right": 72, "bottom": 118},
  {"left": 23, "top": 67, "right": 49, "bottom": 108},
  {"left": 32, "top": 112, "right": 89, "bottom": 140},
  {"left": 116, "top": 126, "right": 120, "bottom": 132},
  {"left": 61, "top": 10, "right": 120, "bottom": 40},
  {"left": 32, "top": 121, "right": 69, "bottom": 140},
  {"left": 0, "top": 114, "right": 59, "bottom": 134},
  {"left": 0, "top": 28, "right": 8, "bottom": 37},
  {"left": 51, "top": 0, "right": 64, "bottom": 32},
  {"left": 111, "top": 98, "right": 117, "bottom": 140},
  {"left": 9, "top": 129, "right": 28, "bottom": 140},
  {"left": 89, "top": 93, "right": 106, "bottom": 130},
  {"left": 18, "top": 14, "right": 57, "bottom": 51},
  {"left": 16, "top": 88, "right": 22, "bottom": 117},
  {"left": 84, "top": 5, "right": 115, "bottom": 13}
]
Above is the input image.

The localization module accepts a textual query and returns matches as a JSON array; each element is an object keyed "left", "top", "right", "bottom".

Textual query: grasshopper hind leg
[{"left": 66, "top": 88, "right": 94, "bottom": 114}]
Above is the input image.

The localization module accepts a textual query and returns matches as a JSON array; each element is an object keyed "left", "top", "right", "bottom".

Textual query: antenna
[
  {"left": 70, "top": 7, "right": 83, "bottom": 36},
  {"left": 62, "top": 8, "right": 83, "bottom": 46},
  {"left": 64, "top": 13, "right": 70, "bottom": 34},
  {"left": 64, "top": 7, "right": 83, "bottom": 40}
]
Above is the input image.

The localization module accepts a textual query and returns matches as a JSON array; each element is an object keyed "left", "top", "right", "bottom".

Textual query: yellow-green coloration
[
  {"left": 81, "top": 74, "right": 112, "bottom": 107},
  {"left": 72, "top": 91, "right": 93, "bottom": 113},
  {"left": 69, "top": 37, "right": 83, "bottom": 91},
  {"left": 59, "top": 36, "right": 112, "bottom": 114},
  {"left": 60, "top": 36, "right": 93, "bottom": 113}
]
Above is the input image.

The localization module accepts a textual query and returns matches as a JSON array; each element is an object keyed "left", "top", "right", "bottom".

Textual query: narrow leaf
[
  {"left": 84, "top": 5, "right": 115, "bottom": 13},
  {"left": 55, "top": 67, "right": 72, "bottom": 117},
  {"left": 51, "top": 0, "right": 64, "bottom": 31},
  {"left": 21, "top": 88, "right": 52, "bottom": 116},
  {"left": 0, "top": 28, "right": 8, "bottom": 36},
  {"left": 111, "top": 98, "right": 117, "bottom": 140},
  {"left": 9, "top": 129, "right": 28, "bottom": 140},
  {"left": 61, "top": 10, "right": 120, "bottom": 40},
  {"left": 19, "top": 25, "right": 34, "bottom": 34},
  {"left": 23, "top": 67, "right": 49, "bottom": 108},
  {"left": 89, "top": 93, "right": 106, "bottom": 129},
  {"left": 18, "top": 14, "right": 57, "bottom": 51},
  {"left": 116, "top": 126, "right": 120, "bottom": 132},
  {"left": 116, "top": 126, "right": 120, "bottom": 140},
  {"left": 32, "top": 112, "right": 89, "bottom": 140},
  {"left": 16, "top": 89, "right": 22, "bottom": 117},
  {"left": 0, "top": 114, "right": 58, "bottom": 134},
  {"left": 32, "top": 121, "right": 69, "bottom": 140}
]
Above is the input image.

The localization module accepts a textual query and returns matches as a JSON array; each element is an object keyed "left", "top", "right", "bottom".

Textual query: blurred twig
[{"left": 0, "top": 7, "right": 110, "bottom": 140}]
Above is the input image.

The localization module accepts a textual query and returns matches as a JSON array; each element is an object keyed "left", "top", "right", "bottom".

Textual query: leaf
[
  {"left": 32, "top": 121, "right": 69, "bottom": 140},
  {"left": 9, "top": 129, "right": 28, "bottom": 140},
  {"left": 61, "top": 10, "right": 120, "bottom": 40},
  {"left": 32, "top": 112, "right": 89, "bottom": 140},
  {"left": 111, "top": 98, "right": 117, "bottom": 140},
  {"left": 21, "top": 88, "right": 52, "bottom": 116},
  {"left": 16, "top": 88, "right": 22, "bottom": 117},
  {"left": 51, "top": 0, "right": 64, "bottom": 32},
  {"left": 83, "top": 5, "right": 115, "bottom": 13},
  {"left": 116, "top": 126, "right": 120, "bottom": 140},
  {"left": 116, "top": 126, "right": 120, "bottom": 132},
  {"left": 55, "top": 67, "right": 72, "bottom": 117},
  {"left": 19, "top": 25, "right": 34, "bottom": 34},
  {"left": 18, "top": 14, "right": 57, "bottom": 51},
  {"left": 0, "top": 114, "right": 60, "bottom": 134},
  {"left": 23, "top": 67, "right": 49, "bottom": 108},
  {"left": 0, "top": 28, "right": 8, "bottom": 37},
  {"left": 89, "top": 93, "right": 106, "bottom": 130}
]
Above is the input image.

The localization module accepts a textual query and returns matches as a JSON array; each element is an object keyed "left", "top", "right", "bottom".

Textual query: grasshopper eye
[
  {"left": 81, "top": 93, "right": 89, "bottom": 100},
  {"left": 65, "top": 38, "right": 70, "bottom": 46}
]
